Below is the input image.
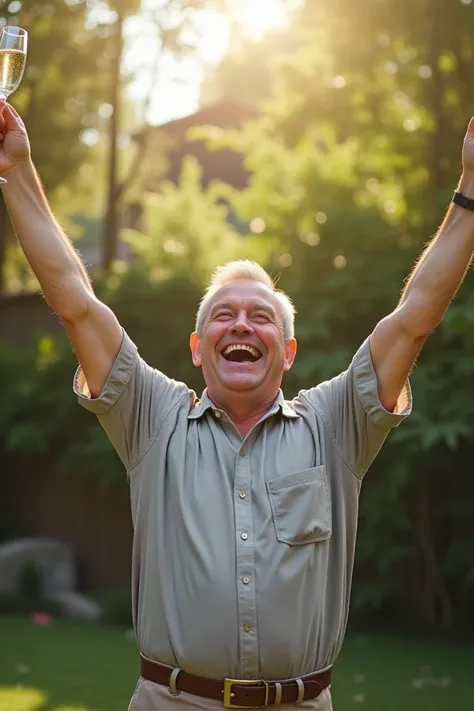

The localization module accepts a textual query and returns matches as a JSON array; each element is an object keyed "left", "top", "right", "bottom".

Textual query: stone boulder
[
  {"left": 51, "top": 591, "right": 103, "bottom": 621},
  {"left": 0, "top": 537, "right": 75, "bottom": 597}
]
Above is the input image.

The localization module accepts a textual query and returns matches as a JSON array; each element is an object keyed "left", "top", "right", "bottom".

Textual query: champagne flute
[{"left": 0, "top": 26, "right": 27, "bottom": 184}]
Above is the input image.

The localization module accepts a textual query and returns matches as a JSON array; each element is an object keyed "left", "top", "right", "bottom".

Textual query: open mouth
[{"left": 221, "top": 344, "right": 262, "bottom": 363}]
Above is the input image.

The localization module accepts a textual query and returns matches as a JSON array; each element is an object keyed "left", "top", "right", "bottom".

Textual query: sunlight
[
  {"left": 124, "top": 0, "right": 301, "bottom": 124},
  {"left": 198, "top": 0, "right": 294, "bottom": 62},
  {"left": 236, "top": 0, "right": 289, "bottom": 40},
  {"left": 0, "top": 686, "right": 47, "bottom": 711}
]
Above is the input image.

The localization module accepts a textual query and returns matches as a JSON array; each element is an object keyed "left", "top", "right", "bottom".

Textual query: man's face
[{"left": 190, "top": 280, "right": 297, "bottom": 400}]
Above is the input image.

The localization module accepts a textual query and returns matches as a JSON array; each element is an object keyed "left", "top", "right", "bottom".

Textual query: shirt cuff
[
  {"left": 73, "top": 330, "right": 138, "bottom": 415},
  {"left": 353, "top": 337, "right": 412, "bottom": 429}
]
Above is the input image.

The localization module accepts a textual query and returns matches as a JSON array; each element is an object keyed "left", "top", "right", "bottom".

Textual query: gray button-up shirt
[{"left": 74, "top": 331, "right": 411, "bottom": 681}]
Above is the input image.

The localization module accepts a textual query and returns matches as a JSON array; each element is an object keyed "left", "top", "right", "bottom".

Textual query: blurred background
[{"left": 1, "top": 0, "right": 474, "bottom": 709}]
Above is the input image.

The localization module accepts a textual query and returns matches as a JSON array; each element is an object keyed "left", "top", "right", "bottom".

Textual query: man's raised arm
[
  {"left": 0, "top": 103, "right": 122, "bottom": 398},
  {"left": 370, "top": 117, "right": 474, "bottom": 412}
]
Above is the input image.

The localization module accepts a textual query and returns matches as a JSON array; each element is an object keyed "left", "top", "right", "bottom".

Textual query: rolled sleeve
[
  {"left": 73, "top": 330, "right": 189, "bottom": 472},
  {"left": 354, "top": 336, "right": 412, "bottom": 429},
  {"left": 74, "top": 331, "right": 138, "bottom": 414},
  {"left": 302, "top": 337, "right": 412, "bottom": 479}
]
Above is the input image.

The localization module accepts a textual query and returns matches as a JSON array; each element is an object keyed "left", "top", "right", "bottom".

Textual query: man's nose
[{"left": 232, "top": 312, "right": 253, "bottom": 333}]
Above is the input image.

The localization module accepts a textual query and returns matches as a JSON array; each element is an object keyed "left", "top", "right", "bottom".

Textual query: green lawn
[{"left": 0, "top": 616, "right": 473, "bottom": 710}]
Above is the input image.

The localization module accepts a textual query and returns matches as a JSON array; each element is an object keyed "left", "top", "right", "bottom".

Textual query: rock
[
  {"left": 51, "top": 591, "right": 103, "bottom": 621},
  {"left": 0, "top": 538, "right": 75, "bottom": 596}
]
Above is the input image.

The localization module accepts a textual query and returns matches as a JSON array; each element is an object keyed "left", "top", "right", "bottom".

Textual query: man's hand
[{"left": 0, "top": 101, "right": 30, "bottom": 176}]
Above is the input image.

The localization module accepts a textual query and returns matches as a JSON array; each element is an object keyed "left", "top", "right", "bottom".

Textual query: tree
[
  {"left": 102, "top": 0, "right": 140, "bottom": 272},
  {"left": 101, "top": 0, "right": 229, "bottom": 272},
  {"left": 0, "top": 0, "right": 118, "bottom": 291}
]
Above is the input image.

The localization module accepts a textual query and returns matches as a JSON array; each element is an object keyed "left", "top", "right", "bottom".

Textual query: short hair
[{"left": 195, "top": 260, "right": 296, "bottom": 340}]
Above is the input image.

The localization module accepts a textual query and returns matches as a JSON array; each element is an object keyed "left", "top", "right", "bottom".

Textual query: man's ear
[
  {"left": 283, "top": 338, "right": 297, "bottom": 373},
  {"left": 190, "top": 332, "right": 202, "bottom": 367}
]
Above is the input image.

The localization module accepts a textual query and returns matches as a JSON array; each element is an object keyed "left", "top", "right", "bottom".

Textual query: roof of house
[
  {"left": 135, "top": 98, "right": 258, "bottom": 141},
  {"left": 136, "top": 98, "right": 258, "bottom": 191}
]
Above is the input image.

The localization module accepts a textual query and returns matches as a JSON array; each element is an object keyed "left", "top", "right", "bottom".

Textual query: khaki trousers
[{"left": 128, "top": 677, "right": 333, "bottom": 711}]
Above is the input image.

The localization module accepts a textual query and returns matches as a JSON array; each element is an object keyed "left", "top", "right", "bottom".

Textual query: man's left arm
[{"left": 371, "top": 117, "right": 474, "bottom": 412}]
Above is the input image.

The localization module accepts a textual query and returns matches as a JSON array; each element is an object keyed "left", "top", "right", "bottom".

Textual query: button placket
[{"left": 234, "top": 438, "right": 259, "bottom": 678}]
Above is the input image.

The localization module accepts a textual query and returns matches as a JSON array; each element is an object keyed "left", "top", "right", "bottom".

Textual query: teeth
[{"left": 223, "top": 344, "right": 260, "bottom": 358}]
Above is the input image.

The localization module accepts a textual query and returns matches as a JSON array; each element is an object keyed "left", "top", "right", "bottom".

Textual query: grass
[{"left": 0, "top": 615, "right": 473, "bottom": 710}]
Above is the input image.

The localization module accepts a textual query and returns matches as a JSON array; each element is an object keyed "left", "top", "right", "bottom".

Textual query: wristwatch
[{"left": 453, "top": 191, "right": 474, "bottom": 211}]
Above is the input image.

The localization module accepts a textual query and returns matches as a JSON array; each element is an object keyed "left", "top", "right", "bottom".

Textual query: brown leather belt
[{"left": 140, "top": 655, "right": 331, "bottom": 708}]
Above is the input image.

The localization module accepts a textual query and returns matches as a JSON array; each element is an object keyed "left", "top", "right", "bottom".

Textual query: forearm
[
  {"left": 399, "top": 173, "right": 474, "bottom": 335},
  {"left": 2, "top": 160, "right": 93, "bottom": 318}
]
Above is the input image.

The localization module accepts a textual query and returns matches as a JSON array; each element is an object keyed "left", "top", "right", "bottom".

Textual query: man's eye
[
  {"left": 215, "top": 311, "right": 233, "bottom": 320},
  {"left": 253, "top": 313, "right": 270, "bottom": 322}
]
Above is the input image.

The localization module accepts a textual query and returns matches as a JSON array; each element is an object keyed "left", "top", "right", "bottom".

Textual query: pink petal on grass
[{"left": 30, "top": 611, "right": 53, "bottom": 625}]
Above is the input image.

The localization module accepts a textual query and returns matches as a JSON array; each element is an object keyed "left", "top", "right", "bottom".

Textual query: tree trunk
[
  {"left": 414, "top": 477, "right": 453, "bottom": 631},
  {"left": 428, "top": 0, "right": 447, "bottom": 191},
  {"left": 102, "top": 12, "right": 124, "bottom": 272}
]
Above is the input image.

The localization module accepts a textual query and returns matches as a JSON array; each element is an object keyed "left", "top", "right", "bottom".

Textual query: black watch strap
[{"left": 453, "top": 191, "right": 474, "bottom": 211}]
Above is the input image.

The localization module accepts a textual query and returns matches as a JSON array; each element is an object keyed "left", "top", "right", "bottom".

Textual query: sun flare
[
  {"left": 236, "top": 0, "right": 289, "bottom": 40},
  {"left": 197, "top": 0, "right": 297, "bottom": 64},
  {"left": 125, "top": 0, "right": 300, "bottom": 124}
]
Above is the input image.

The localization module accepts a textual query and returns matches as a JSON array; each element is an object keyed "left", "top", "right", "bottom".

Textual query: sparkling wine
[{"left": 0, "top": 48, "right": 26, "bottom": 96}]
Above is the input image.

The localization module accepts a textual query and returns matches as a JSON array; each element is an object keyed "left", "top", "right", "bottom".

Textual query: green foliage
[
  {"left": 0, "top": 592, "right": 60, "bottom": 616},
  {"left": 2, "top": 0, "right": 118, "bottom": 192},
  {"left": 120, "top": 157, "right": 262, "bottom": 286},
  {"left": 18, "top": 560, "right": 43, "bottom": 599},
  {"left": 100, "top": 587, "right": 132, "bottom": 628},
  {"left": 0, "top": 562, "right": 61, "bottom": 616}
]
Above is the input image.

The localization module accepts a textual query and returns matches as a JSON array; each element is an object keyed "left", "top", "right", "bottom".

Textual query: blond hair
[{"left": 195, "top": 260, "right": 295, "bottom": 339}]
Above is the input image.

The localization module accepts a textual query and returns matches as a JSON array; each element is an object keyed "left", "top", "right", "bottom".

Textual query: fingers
[
  {"left": 2, "top": 102, "right": 24, "bottom": 131},
  {"left": 0, "top": 102, "right": 25, "bottom": 143},
  {"left": 466, "top": 117, "right": 474, "bottom": 137}
]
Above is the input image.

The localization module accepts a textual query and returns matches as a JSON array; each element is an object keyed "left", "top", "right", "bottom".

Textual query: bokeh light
[
  {"left": 250, "top": 218, "right": 266, "bottom": 234},
  {"left": 279, "top": 253, "right": 293, "bottom": 267}
]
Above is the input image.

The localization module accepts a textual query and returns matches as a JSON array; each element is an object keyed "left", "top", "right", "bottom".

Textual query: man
[{"left": 3, "top": 100, "right": 474, "bottom": 710}]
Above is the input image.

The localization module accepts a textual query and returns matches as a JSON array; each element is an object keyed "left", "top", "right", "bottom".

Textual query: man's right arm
[{"left": 1, "top": 105, "right": 121, "bottom": 397}]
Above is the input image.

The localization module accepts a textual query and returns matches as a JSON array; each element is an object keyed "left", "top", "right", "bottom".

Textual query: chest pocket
[{"left": 266, "top": 466, "right": 332, "bottom": 545}]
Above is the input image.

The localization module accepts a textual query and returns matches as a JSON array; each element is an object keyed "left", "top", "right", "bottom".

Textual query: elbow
[
  {"left": 397, "top": 294, "right": 442, "bottom": 340},
  {"left": 44, "top": 274, "right": 93, "bottom": 323}
]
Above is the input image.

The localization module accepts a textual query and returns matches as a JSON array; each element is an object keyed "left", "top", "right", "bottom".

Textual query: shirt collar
[{"left": 187, "top": 389, "right": 300, "bottom": 420}]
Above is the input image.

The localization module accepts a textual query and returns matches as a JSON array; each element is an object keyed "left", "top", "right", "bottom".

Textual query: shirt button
[
  {"left": 239, "top": 490, "right": 246, "bottom": 499},
  {"left": 242, "top": 576, "right": 250, "bottom": 585},
  {"left": 239, "top": 449, "right": 246, "bottom": 457},
  {"left": 241, "top": 533, "right": 248, "bottom": 541},
  {"left": 244, "top": 624, "right": 252, "bottom": 633},
  {"left": 214, "top": 411, "right": 221, "bottom": 419}
]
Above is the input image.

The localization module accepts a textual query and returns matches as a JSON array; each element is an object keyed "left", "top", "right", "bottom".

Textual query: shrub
[
  {"left": 100, "top": 587, "right": 133, "bottom": 628},
  {"left": 0, "top": 561, "right": 61, "bottom": 617}
]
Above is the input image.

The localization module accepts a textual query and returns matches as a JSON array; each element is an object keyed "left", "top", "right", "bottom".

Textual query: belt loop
[
  {"left": 169, "top": 667, "right": 182, "bottom": 696},
  {"left": 274, "top": 682, "right": 282, "bottom": 705},
  {"left": 296, "top": 678, "right": 304, "bottom": 704}
]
